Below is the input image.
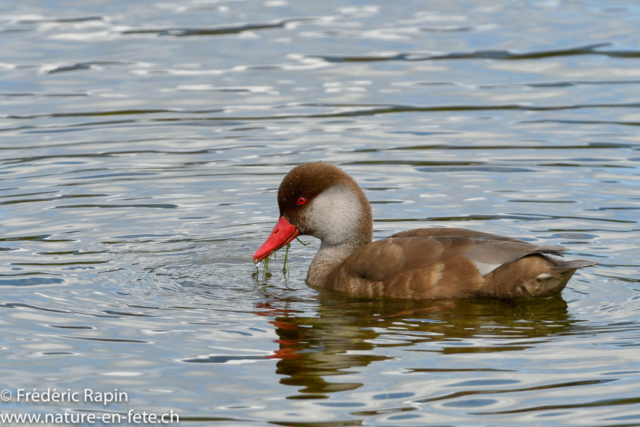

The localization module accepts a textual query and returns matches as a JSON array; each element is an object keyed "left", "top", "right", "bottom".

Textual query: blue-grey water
[{"left": 1, "top": 0, "right": 640, "bottom": 425}]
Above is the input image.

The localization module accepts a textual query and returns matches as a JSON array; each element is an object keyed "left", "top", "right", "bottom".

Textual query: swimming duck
[{"left": 253, "top": 162, "right": 595, "bottom": 299}]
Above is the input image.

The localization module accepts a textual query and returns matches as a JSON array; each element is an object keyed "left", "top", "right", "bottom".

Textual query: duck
[{"left": 253, "top": 162, "right": 596, "bottom": 299}]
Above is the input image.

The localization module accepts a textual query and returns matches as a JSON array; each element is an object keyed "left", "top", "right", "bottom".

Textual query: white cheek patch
[{"left": 304, "top": 185, "right": 362, "bottom": 247}]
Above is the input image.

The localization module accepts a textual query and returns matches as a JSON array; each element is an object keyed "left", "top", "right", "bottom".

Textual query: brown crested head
[{"left": 277, "top": 162, "right": 373, "bottom": 245}]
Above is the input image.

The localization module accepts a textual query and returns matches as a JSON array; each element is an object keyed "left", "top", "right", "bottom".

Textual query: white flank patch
[{"left": 472, "top": 260, "right": 501, "bottom": 276}]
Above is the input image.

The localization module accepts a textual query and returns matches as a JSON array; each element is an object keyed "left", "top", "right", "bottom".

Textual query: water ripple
[{"left": 1, "top": 0, "right": 639, "bottom": 425}]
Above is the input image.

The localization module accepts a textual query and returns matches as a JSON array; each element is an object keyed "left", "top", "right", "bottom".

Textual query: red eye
[{"left": 297, "top": 197, "right": 307, "bottom": 205}]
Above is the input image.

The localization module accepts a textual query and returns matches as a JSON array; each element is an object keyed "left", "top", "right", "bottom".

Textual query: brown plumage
[{"left": 253, "top": 162, "right": 596, "bottom": 299}]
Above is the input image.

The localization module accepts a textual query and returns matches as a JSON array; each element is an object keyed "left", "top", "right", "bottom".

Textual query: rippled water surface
[{"left": 2, "top": 0, "right": 640, "bottom": 425}]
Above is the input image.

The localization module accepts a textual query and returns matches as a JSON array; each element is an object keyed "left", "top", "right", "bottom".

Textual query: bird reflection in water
[{"left": 253, "top": 292, "right": 574, "bottom": 399}]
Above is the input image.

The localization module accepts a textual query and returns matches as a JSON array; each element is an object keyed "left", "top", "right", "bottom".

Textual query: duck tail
[{"left": 550, "top": 259, "right": 597, "bottom": 273}]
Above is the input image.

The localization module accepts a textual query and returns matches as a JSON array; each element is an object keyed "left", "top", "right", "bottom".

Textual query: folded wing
[{"left": 333, "top": 228, "right": 572, "bottom": 298}]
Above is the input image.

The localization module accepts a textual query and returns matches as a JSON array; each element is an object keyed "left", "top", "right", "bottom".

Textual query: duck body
[{"left": 254, "top": 162, "right": 596, "bottom": 299}]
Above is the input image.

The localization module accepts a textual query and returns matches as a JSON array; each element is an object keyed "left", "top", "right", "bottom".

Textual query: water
[{"left": 1, "top": 0, "right": 639, "bottom": 425}]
